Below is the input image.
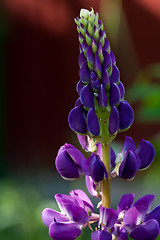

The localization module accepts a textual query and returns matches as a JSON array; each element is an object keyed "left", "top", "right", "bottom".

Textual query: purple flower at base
[
  {"left": 55, "top": 143, "right": 86, "bottom": 180},
  {"left": 114, "top": 136, "right": 155, "bottom": 179},
  {"left": 42, "top": 190, "right": 92, "bottom": 240},
  {"left": 116, "top": 194, "right": 160, "bottom": 240}
]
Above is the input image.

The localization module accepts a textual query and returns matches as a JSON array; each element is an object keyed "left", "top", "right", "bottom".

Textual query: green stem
[{"left": 102, "top": 142, "right": 111, "bottom": 208}]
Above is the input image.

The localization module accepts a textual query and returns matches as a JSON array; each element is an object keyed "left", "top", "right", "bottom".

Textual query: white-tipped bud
[{"left": 80, "top": 8, "right": 93, "bottom": 19}]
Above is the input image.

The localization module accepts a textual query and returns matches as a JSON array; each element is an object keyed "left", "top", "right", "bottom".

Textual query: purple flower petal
[
  {"left": 94, "top": 53, "right": 102, "bottom": 74},
  {"left": 109, "top": 106, "right": 119, "bottom": 134},
  {"left": 90, "top": 80, "right": 101, "bottom": 91},
  {"left": 55, "top": 193, "right": 78, "bottom": 208},
  {"left": 118, "top": 81, "right": 125, "bottom": 99},
  {"left": 110, "top": 65, "right": 120, "bottom": 83},
  {"left": 79, "top": 62, "right": 90, "bottom": 83},
  {"left": 118, "top": 100, "right": 134, "bottom": 130},
  {"left": 90, "top": 154, "right": 105, "bottom": 182},
  {"left": 119, "top": 150, "right": 138, "bottom": 179},
  {"left": 122, "top": 136, "right": 136, "bottom": 152},
  {"left": 61, "top": 203, "right": 89, "bottom": 224},
  {"left": 68, "top": 105, "right": 87, "bottom": 134},
  {"left": 91, "top": 230, "right": 112, "bottom": 240},
  {"left": 70, "top": 189, "right": 94, "bottom": 213},
  {"left": 111, "top": 147, "right": 116, "bottom": 168},
  {"left": 99, "top": 206, "right": 118, "bottom": 229},
  {"left": 85, "top": 175, "right": 102, "bottom": 198},
  {"left": 117, "top": 193, "right": 135, "bottom": 215},
  {"left": 103, "top": 50, "right": 112, "bottom": 69},
  {"left": 76, "top": 80, "right": 84, "bottom": 95},
  {"left": 63, "top": 143, "right": 86, "bottom": 167},
  {"left": 133, "top": 194, "right": 155, "bottom": 218},
  {"left": 98, "top": 84, "right": 108, "bottom": 107},
  {"left": 75, "top": 98, "right": 81, "bottom": 107},
  {"left": 82, "top": 39, "right": 88, "bottom": 52},
  {"left": 83, "top": 154, "right": 105, "bottom": 182},
  {"left": 103, "top": 38, "right": 110, "bottom": 52},
  {"left": 110, "top": 51, "right": 116, "bottom": 65},
  {"left": 78, "top": 52, "right": 86, "bottom": 68},
  {"left": 144, "top": 205, "right": 160, "bottom": 226},
  {"left": 109, "top": 82, "right": 121, "bottom": 106},
  {"left": 130, "top": 219, "right": 159, "bottom": 240},
  {"left": 90, "top": 70, "right": 98, "bottom": 81},
  {"left": 87, "top": 108, "right": 100, "bottom": 136},
  {"left": 102, "top": 68, "right": 110, "bottom": 87},
  {"left": 136, "top": 139, "right": 155, "bottom": 170},
  {"left": 77, "top": 135, "right": 89, "bottom": 151},
  {"left": 49, "top": 221, "right": 82, "bottom": 240},
  {"left": 98, "top": 40, "right": 103, "bottom": 57},
  {"left": 123, "top": 206, "right": 143, "bottom": 230},
  {"left": 42, "top": 208, "right": 69, "bottom": 227},
  {"left": 112, "top": 226, "right": 128, "bottom": 240},
  {"left": 80, "top": 85, "right": 94, "bottom": 109},
  {"left": 55, "top": 150, "right": 82, "bottom": 179},
  {"left": 87, "top": 45, "right": 94, "bottom": 64}
]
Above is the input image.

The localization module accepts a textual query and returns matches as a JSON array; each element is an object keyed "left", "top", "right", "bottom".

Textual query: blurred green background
[{"left": 0, "top": 0, "right": 160, "bottom": 239}]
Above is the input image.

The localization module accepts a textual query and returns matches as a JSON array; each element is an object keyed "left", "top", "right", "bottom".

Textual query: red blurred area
[{"left": 2, "top": 0, "right": 160, "bottom": 168}]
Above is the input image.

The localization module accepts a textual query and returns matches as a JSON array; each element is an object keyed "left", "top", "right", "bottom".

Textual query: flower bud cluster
[{"left": 68, "top": 8, "right": 134, "bottom": 140}]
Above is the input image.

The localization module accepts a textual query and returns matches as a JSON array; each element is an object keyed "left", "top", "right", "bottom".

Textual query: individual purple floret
[
  {"left": 68, "top": 105, "right": 88, "bottom": 134},
  {"left": 114, "top": 136, "right": 155, "bottom": 179},
  {"left": 116, "top": 194, "right": 160, "bottom": 240},
  {"left": 55, "top": 143, "right": 86, "bottom": 179},
  {"left": 83, "top": 153, "right": 107, "bottom": 182},
  {"left": 91, "top": 206, "right": 118, "bottom": 240},
  {"left": 42, "top": 190, "right": 95, "bottom": 240}
]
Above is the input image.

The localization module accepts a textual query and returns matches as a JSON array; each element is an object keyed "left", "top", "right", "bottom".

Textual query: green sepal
[
  {"left": 94, "top": 12, "right": 99, "bottom": 28},
  {"left": 94, "top": 28, "right": 99, "bottom": 43},
  {"left": 98, "top": 52, "right": 104, "bottom": 64},
  {"left": 88, "top": 11, "right": 95, "bottom": 26},
  {"left": 81, "top": 17, "right": 88, "bottom": 28},
  {"left": 88, "top": 23, "right": 94, "bottom": 36},
  {"left": 86, "top": 34, "right": 92, "bottom": 45},
  {"left": 80, "top": 26, "right": 86, "bottom": 37},
  {"left": 74, "top": 18, "right": 81, "bottom": 26},
  {"left": 88, "top": 62, "right": 94, "bottom": 70},
  {"left": 91, "top": 38, "right": 97, "bottom": 54},
  {"left": 77, "top": 26, "right": 80, "bottom": 33},
  {"left": 100, "top": 33, "right": 106, "bottom": 47}
]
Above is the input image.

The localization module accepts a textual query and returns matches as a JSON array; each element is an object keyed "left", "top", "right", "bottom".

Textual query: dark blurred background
[{"left": 0, "top": 0, "right": 160, "bottom": 239}]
